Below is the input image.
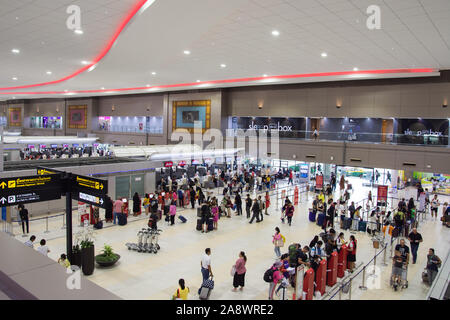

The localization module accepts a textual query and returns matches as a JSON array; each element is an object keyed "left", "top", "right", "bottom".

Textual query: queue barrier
[
  {"left": 316, "top": 259, "right": 327, "bottom": 296},
  {"left": 302, "top": 268, "right": 315, "bottom": 300},
  {"left": 337, "top": 245, "right": 348, "bottom": 278},
  {"left": 327, "top": 252, "right": 338, "bottom": 287}
]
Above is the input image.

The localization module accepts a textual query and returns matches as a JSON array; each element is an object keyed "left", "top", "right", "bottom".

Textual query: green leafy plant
[
  {"left": 95, "top": 244, "right": 120, "bottom": 264},
  {"left": 75, "top": 227, "right": 95, "bottom": 249}
]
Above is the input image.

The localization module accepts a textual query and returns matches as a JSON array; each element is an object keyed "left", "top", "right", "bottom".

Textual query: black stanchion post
[{"left": 65, "top": 172, "right": 73, "bottom": 262}]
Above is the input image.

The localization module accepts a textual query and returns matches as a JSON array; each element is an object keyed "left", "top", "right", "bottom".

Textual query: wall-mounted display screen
[
  {"left": 97, "top": 116, "right": 163, "bottom": 134},
  {"left": 0, "top": 116, "right": 6, "bottom": 127},
  {"left": 50, "top": 144, "right": 58, "bottom": 148},
  {"left": 30, "top": 116, "right": 63, "bottom": 129},
  {"left": 229, "top": 116, "right": 306, "bottom": 138},
  {"left": 395, "top": 119, "right": 448, "bottom": 145}
]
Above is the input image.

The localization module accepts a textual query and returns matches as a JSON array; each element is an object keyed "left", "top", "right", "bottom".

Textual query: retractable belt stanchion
[
  {"left": 359, "top": 265, "right": 367, "bottom": 290},
  {"left": 316, "top": 259, "right": 327, "bottom": 296},
  {"left": 302, "top": 268, "right": 314, "bottom": 300},
  {"left": 337, "top": 245, "right": 348, "bottom": 278},
  {"left": 327, "top": 252, "right": 338, "bottom": 287}
]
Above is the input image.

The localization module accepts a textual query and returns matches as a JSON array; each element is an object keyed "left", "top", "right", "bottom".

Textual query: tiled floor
[{"left": 10, "top": 177, "right": 450, "bottom": 300}]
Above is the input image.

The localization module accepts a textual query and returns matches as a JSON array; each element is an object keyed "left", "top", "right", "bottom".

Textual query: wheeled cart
[{"left": 390, "top": 263, "right": 408, "bottom": 291}]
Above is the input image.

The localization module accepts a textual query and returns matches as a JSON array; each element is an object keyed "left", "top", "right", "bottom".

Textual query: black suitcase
[
  {"left": 197, "top": 208, "right": 202, "bottom": 217},
  {"left": 178, "top": 215, "right": 187, "bottom": 223},
  {"left": 207, "top": 218, "right": 214, "bottom": 231},
  {"left": 118, "top": 213, "right": 127, "bottom": 226},
  {"left": 196, "top": 219, "right": 202, "bottom": 231}
]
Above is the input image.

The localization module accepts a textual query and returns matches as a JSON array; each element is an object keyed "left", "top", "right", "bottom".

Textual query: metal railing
[{"left": 323, "top": 236, "right": 395, "bottom": 300}]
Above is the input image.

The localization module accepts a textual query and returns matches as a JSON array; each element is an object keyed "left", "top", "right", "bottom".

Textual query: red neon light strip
[
  {"left": 0, "top": 68, "right": 437, "bottom": 96},
  {"left": 0, "top": 0, "right": 148, "bottom": 91}
]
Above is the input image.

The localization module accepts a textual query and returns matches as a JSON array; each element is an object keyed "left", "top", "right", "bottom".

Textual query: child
[
  {"left": 211, "top": 204, "right": 219, "bottom": 230},
  {"left": 169, "top": 201, "right": 177, "bottom": 225}
]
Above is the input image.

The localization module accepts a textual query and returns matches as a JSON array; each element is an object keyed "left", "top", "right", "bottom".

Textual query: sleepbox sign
[{"left": 231, "top": 117, "right": 306, "bottom": 138}]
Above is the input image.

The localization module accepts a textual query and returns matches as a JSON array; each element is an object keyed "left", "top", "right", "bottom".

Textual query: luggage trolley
[{"left": 390, "top": 262, "right": 409, "bottom": 291}]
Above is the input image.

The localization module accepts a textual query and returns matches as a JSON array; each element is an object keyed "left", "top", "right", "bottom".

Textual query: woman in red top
[
  {"left": 232, "top": 251, "right": 247, "bottom": 292},
  {"left": 347, "top": 235, "right": 357, "bottom": 272},
  {"left": 265, "top": 191, "right": 271, "bottom": 215}
]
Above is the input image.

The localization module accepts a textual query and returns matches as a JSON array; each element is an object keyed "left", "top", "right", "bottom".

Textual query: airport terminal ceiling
[{"left": 1, "top": 0, "right": 450, "bottom": 308}]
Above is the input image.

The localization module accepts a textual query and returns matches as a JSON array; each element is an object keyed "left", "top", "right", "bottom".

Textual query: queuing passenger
[
  {"left": 132, "top": 192, "right": 141, "bottom": 216},
  {"left": 347, "top": 235, "right": 357, "bottom": 273},
  {"left": 173, "top": 279, "right": 190, "bottom": 300},
  {"left": 336, "top": 233, "right": 347, "bottom": 252},
  {"left": 105, "top": 196, "right": 113, "bottom": 222},
  {"left": 211, "top": 201, "right": 219, "bottom": 230},
  {"left": 18, "top": 204, "right": 29, "bottom": 234},
  {"left": 169, "top": 201, "right": 177, "bottom": 225},
  {"left": 245, "top": 194, "right": 252, "bottom": 219},
  {"left": 264, "top": 191, "right": 271, "bottom": 215},
  {"left": 113, "top": 198, "right": 124, "bottom": 225},
  {"left": 285, "top": 202, "right": 295, "bottom": 226},
  {"left": 268, "top": 262, "right": 283, "bottom": 300},
  {"left": 234, "top": 193, "right": 242, "bottom": 216},
  {"left": 37, "top": 239, "right": 50, "bottom": 256},
  {"left": 258, "top": 196, "right": 264, "bottom": 221},
  {"left": 24, "top": 235, "right": 36, "bottom": 248},
  {"left": 232, "top": 251, "right": 247, "bottom": 292},
  {"left": 309, "top": 235, "right": 319, "bottom": 249},
  {"left": 430, "top": 195, "right": 440, "bottom": 220},
  {"left": 143, "top": 194, "right": 150, "bottom": 215},
  {"left": 200, "top": 201, "right": 211, "bottom": 233},
  {"left": 189, "top": 187, "right": 196, "bottom": 209}
]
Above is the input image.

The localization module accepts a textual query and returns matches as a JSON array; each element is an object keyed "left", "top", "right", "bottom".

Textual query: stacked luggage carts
[{"left": 125, "top": 228, "right": 162, "bottom": 254}]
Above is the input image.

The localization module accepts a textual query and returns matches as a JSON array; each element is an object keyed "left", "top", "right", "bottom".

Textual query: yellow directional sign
[
  {"left": 74, "top": 175, "right": 105, "bottom": 192},
  {"left": 0, "top": 182, "right": 6, "bottom": 189},
  {"left": 37, "top": 168, "right": 57, "bottom": 175},
  {"left": 11, "top": 176, "right": 52, "bottom": 188}
]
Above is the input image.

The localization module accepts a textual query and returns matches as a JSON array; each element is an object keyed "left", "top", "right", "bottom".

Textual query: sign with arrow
[
  {"left": 70, "top": 174, "right": 108, "bottom": 209},
  {"left": 0, "top": 174, "right": 62, "bottom": 207}
]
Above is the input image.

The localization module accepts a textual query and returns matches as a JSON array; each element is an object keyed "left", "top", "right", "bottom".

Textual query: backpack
[
  {"left": 263, "top": 268, "right": 275, "bottom": 283},
  {"left": 288, "top": 244, "right": 298, "bottom": 267}
]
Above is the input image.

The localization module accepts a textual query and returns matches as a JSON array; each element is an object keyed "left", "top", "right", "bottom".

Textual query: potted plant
[
  {"left": 76, "top": 228, "right": 95, "bottom": 276},
  {"left": 95, "top": 244, "right": 121, "bottom": 267},
  {"left": 71, "top": 244, "right": 82, "bottom": 268}
]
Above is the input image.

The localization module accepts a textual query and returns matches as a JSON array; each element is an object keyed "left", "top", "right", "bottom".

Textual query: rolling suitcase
[
  {"left": 343, "top": 217, "right": 352, "bottom": 230},
  {"left": 309, "top": 209, "right": 316, "bottom": 222},
  {"left": 117, "top": 213, "right": 127, "bottom": 226},
  {"left": 178, "top": 215, "right": 187, "bottom": 223},
  {"left": 317, "top": 213, "right": 326, "bottom": 227},
  {"left": 207, "top": 218, "right": 214, "bottom": 231},
  {"left": 199, "top": 286, "right": 212, "bottom": 300},
  {"left": 358, "top": 221, "right": 367, "bottom": 232},
  {"left": 196, "top": 219, "right": 202, "bottom": 231},
  {"left": 197, "top": 208, "right": 202, "bottom": 217}
]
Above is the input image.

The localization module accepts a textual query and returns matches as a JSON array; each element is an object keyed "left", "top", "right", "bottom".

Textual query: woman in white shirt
[
  {"left": 37, "top": 239, "right": 50, "bottom": 256},
  {"left": 336, "top": 232, "right": 347, "bottom": 252}
]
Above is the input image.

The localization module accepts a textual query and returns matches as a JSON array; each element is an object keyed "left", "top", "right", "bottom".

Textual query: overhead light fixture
[
  {"left": 353, "top": 67, "right": 359, "bottom": 71},
  {"left": 272, "top": 30, "right": 280, "bottom": 36},
  {"left": 263, "top": 74, "right": 268, "bottom": 77},
  {"left": 146, "top": 84, "right": 151, "bottom": 87},
  {"left": 12, "top": 77, "right": 18, "bottom": 81},
  {"left": 11, "top": 48, "right": 20, "bottom": 54},
  {"left": 74, "top": 29, "right": 83, "bottom": 35},
  {"left": 220, "top": 64, "right": 226, "bottom": 68},
  {"left": 81, "top": 60, "right": 89, "bottom": 65},
  {"left": 196, "top": 80, "right": 201, "bottom": 82},
  {"left": 101, "top": 87, "right": 105, "bottom": 90},
  {"left": 46, "top": 71, "right": 52, "bottom": 75},
  {"left": 183, "top": 50, "right": 191, "bottom": 55},
  {"left": 321, "top": 52, "right": 327, "bottom": 57},
  {"left": 151, "top": 71, "right": 156, "bottom": 75}
]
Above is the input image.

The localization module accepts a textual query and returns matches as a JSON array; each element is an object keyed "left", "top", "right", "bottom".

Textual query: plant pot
[
  {"left": 81, "top": 246, "right": 95, "bottom": 276},
  {"left": 95, "top": 254, "right": 121, "bottom": 267},
  {"left": 71, "top": 249, "right": 82, "bottom": 268}
]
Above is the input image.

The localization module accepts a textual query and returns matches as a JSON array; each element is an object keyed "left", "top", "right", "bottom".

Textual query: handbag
[
  {"left": 231, "top": 265, "right": 236, "bottom": 276},
  {"left": 202, "top": 277, "right": 214, "bottom": 289},
  {"left": 275, "top": 238, "right": 284, "bottom": 247}
]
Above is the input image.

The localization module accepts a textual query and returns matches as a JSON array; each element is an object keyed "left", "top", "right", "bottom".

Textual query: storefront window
[
  {"left": 97, "top": 116, "right": 163, "bottom": 134},
  {"left": 30, "top": 116, "right": 62, "bottom": 129}
]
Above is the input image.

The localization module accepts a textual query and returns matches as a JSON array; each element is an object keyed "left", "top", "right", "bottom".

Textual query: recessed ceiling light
[
  {"left": 321, "top": 52, "right": 327, "bottom": 57},
  {"left": 196, "top": 80, "right": 201, "bottom": 82},
  {"left": 74, "top": 29, "right": 83, "bottom": 35},
  {"left": 101, "top": 87, "right": 105, "bottom": 90},
  {"left": 220, "top": 64, "right": 226, "bottom": 68},
  {"left": 183, "top": 50, "right": 191, "bottom": 55},
  {"left": 353, "top": 67, "right": 359, "bottom": 71},
  {"left": 12, "top": 77, "right": 18, "bottom": 81},
  {"left": 46, "top": 71, "right": 52, "bottom": 75},
  {"left": 12, "top": 96, "right": 16, "bottom": 99},
  {"left": 263, "top": 74, "right": 268, "bottom": 77},
  {"left": 11, "top": 48, "right": 20, "bottom": 54},
  {"left": 271, "top": 30, "right": 280, "bottom": 36},
  {"left": 146, "top": 84, "right": 151, "bottom": 87},
  {"left": 151, "top": 71, "right": 156, "bottom": 75},
  {"left": 81, "top": 60, "right": 89, "bottom": 65}
]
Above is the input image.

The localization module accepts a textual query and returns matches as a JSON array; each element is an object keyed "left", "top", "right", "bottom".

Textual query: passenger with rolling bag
[{"left": 199, "top": 248, "right": 213, "bottom": 299}]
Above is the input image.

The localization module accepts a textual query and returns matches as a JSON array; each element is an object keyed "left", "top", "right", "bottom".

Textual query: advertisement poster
[
  {"left": 316, "top": 174, "right": 324, "bottom": 189},
  {"left": 377, "top": 185, "right": 388, "bottom": 205}
]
